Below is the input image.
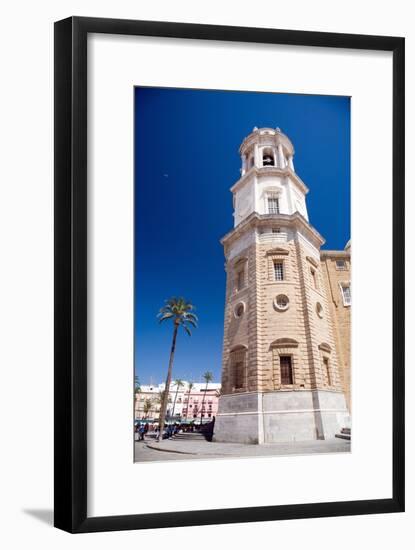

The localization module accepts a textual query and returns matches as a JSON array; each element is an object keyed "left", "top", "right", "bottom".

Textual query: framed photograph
[{"left": 54, "top": 17, "right": 405, "bottom": 533}]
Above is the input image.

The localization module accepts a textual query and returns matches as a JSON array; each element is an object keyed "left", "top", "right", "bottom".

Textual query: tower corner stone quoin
[{"left": 213, "top": 127, "right": 351, "bottom": 444}]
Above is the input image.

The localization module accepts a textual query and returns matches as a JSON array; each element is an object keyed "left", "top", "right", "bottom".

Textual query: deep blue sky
[{"left": 134, "top": 87, "right": 350, "bottom": 385}]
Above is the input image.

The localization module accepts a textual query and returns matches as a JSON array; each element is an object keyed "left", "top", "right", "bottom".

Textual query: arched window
[
  {"left": 229, "top": 346, "right": 247, "bottom": 391},
  {"left": 280, "top": 356, "right": 293, "bottom": 385},
  {"left": 233, "top": 257, "right": 247, "bottom": 292},
  {"left": 318, "top": 343, "right": 333, "bottom": 387},
  {"left": 323, "top": 357, "right": 331, "bottom": 386},
  {"left": 262, "top": 147, "right": 275, "bottom": 166},
  {"left": 270, "top": 338, "right": 299, "bottom": 388}
]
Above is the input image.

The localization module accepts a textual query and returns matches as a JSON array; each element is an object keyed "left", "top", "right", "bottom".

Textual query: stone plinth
[{"left": 213, "top": 390, "right": 349, "bottom": 444}]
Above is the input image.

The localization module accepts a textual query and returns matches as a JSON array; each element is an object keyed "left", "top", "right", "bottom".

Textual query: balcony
[{"left": 258, "top": 232, "right": 288, "bottom": 244}]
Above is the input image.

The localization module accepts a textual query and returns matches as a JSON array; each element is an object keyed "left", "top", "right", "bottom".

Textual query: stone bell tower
[{"left": 213, "top": 127, "right": 349, "bottom": 444}]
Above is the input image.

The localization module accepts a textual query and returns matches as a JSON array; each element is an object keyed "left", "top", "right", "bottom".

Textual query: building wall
[
  {"left": 320, "top": 248, "right": 352, "bottom": 410},
  {"left": 221, "top": 225, "right": 344, "bottom": 397},
  {"left": 134, "top": 385, "right": 163, "bottom": 420}
]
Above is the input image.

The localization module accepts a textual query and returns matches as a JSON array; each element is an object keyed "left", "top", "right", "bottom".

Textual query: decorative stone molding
[
  {"left": 320, "top": 250, "right": 350, "bottom": 259},
  {"left": 273, "top": 294, "right": 289, "bottom": 311},
  {"left": 306, "top": 255, "right": 319, "bottom": 268},
  {"left": 270, "top": 338, "right": 299, "bottom": 349},
  {"left": 266, "top": 247, "right": 289, "bottom": 256},
  {"left": 318, "top": 342, "right": 332, "bottom": 353},
  {"left": 229, "top": 344, "right": 248, "bottom": 352},
  {"left": 232, "top": 255, "right": 248, "bottom": 267},
  {"left": 233, "top": 302, "right": 246, "bottom": 319},
  {"left": 221, "top": 212, "right": 324, "bottom": 250}
]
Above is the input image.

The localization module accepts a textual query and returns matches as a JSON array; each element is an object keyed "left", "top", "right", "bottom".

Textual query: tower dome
[{"left": 239, "top": 127, "right": 295, "bottom": 174}]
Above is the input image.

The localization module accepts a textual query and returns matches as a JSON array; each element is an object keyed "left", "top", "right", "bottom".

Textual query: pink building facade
[{"left": 181, "top": 385, "right": 221, "bottom": 422}]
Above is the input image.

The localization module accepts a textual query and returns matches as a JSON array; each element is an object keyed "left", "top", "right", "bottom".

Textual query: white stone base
[{"left": 213, "top": 390, "right": 350, "bottom": 444}]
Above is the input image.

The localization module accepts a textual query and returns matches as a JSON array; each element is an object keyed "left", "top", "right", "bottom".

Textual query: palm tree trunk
[
  {"left": 186, "top": 390, "right": 189, "bottom": 420},
  {"left": 200, "top": 381, "right": 209, "bottom": 425},
  {"left": 158, "top": 323, "right": 178, "bottom": 439},
  {"left": 171, "top": 386, "right": 179, "bottom": 419}
]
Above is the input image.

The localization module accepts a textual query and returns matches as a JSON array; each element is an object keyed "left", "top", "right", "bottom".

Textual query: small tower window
[
  {"left": 262, "top": 148, "right": 275, "bottom": 166},
  {"left": 274, "top": 294, "right": 289, "bottom": 311},
  {"left": 323, "top": 357, "right": 331, "bottom": 386},
  {"left": 336, "top": 259, "right": 347, "bottom": 270},
  {"left": 267, "top": 197, "right": 280, "bottom": 214},
  {"left": 280, "top": 356, "right": 293, "bottom": 385},
  {"left": 234, "top": 362, "right": 245, "bottom": 389},
  {"left": 310, "top": 268, "right": 318, "bottom": 289},
  {"left": 274, "top": 261, "right": 284, "bottom": 281},
  {"left": 341, "top": 284, "right": 351, "bottom": 306},
  {"left": 234, "top": 302, "right": 245, "bottom": 318},
  {"left": 236, "top": 269, "right": 245, "bottom": 291},
  {"left": 230, "top": 346, "right": 247, "bottom": 392}
]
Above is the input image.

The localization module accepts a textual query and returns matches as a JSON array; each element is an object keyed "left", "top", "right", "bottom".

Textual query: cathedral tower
[{"left": 214, "top": 127, "right": 349, "bottom": 444}]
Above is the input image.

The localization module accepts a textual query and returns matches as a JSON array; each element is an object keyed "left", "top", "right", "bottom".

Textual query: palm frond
[
  {"left": 184, "top": 318, "right": 198, "bottom": 329},
  {"left": 158, "top": 312, "right": 174, "bottom": 323},
  {"left": 203, "top": 371, "right": 213, "bottom": 382},
  {"left": 184, "top": 311, "right": 198, "bottom": 322}
]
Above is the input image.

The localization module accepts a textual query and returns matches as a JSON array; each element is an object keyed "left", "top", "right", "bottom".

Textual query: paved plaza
[{"left": 134, "top": 433, "right": 350, "bottom": 462}]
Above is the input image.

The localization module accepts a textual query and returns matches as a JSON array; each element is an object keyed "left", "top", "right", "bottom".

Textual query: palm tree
[
  {"left": 185, "top": 381, "right": 194, "bottom": 420},
  {"left": 171, "top": 379, "right": 184, "bottom": 419},
  {"left": 143, "top": 398, "right": 153, "bottom": 419},
  {"left": 200, "top": 371, "right": 213, "bottom": 425},
  {"left": 157, "top": 390, "right": 170, "bottom": 417},
  {"left": 157, "top": 298, "right": 198, "bottom": 439}
]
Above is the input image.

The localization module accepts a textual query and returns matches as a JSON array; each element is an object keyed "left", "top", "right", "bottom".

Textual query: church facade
[{"left": 213, "top": 127, "right": 351, "bottom": 444}]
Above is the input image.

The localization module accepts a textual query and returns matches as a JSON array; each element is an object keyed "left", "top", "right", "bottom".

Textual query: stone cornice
[
  {"left": 238, "top": 128, "right": 295, "bottom": 156},
  {"left": 230, "top": 166, "right": 309, "bottom": 195},
  {"left": 220, "top": 212, "right": 325, "bottom": 249},
  {"left": 320, "top": 250, "right": 351, "bottom": 259}
]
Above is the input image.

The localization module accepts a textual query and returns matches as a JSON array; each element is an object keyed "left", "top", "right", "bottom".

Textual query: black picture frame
[{"left": 54, "top": 16, "right": 405, "bottom": 533}]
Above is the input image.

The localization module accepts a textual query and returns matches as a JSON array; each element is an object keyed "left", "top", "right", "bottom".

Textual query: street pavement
[{"left": 134, "top": 433, "right": 350, "bottom": 462}]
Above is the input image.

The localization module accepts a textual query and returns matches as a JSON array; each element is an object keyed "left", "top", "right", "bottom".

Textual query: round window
[
  {"left": 274, "top": 294, "right": 289, "bottom": 311},
  {"left": 234, "top": 302, "right": 245, "bottom": 318},
  {"left": 316, "top": 302, "right": 324, "bottom": 318}
]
